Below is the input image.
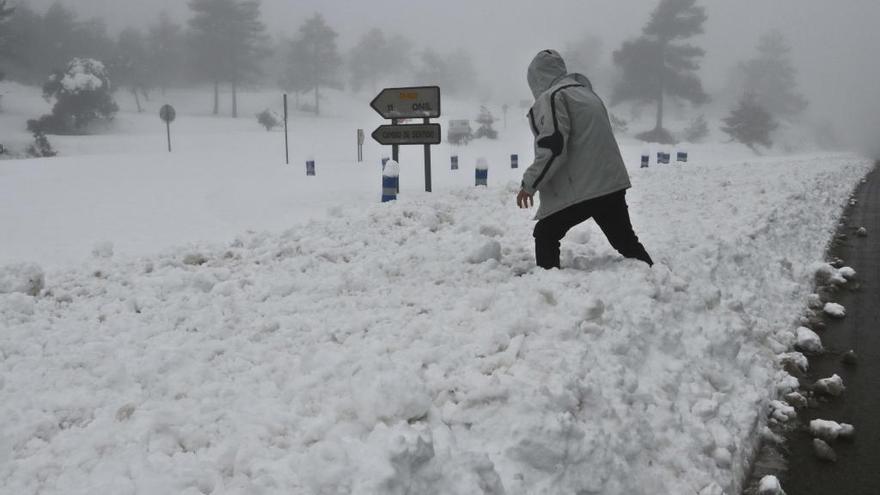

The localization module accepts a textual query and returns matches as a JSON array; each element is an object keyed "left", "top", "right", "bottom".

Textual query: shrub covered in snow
[
  {"left": 27, "top": 58, "right": 119, "bottom": 135},
  {"left": 256, "top": 109, "right": 281, "bottom": 131},
  {"left": 25, "top": 131, "right": 57, "bottom": 158}
]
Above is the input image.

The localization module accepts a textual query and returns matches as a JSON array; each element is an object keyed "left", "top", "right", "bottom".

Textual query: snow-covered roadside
[{"left": 0, "top": 154, "right": 872, "bottom": 494}]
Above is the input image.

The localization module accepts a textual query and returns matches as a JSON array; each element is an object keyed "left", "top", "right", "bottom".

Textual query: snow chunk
[
  {"left": 0, "top": 262, "right": 45, "bottom": 296},
  {"left": 813, "top": 374, "right": 845, "bottom": 397},
  {"left": 823, "top": 302, "right": 845, "bottom": 318},
  {"left": 838, "top": 423, "right": 855, "bottom": 440},
  {"left": 856, "top": 226, "right": 867, "bottom": 237},
  {"left": 91, "top": 241, "right": 114, "bottom": 258},
  {"left": 769, "top": 400, "right": 796, "bottom": 423},
  {"left": 795, "top": 327, "right": 822, "bottom": 353},
  {"left": 778, "top": 352, "right": 808, "bottom": 372},
  {"left": 784, "top": 392, "right": 807, "bottom": 409},
  {"left": 467, "top": 240, "right": 501, "bottom": 264},
  {"left": 758, "top": 475, "right": 786, "bottom": 495},
  {"left": 382, "top": 160, "right": 400, "bottom": 177},
  {"left": 810, "top": 419, "right": 843, "bottom": 441},
  {"left": 838, "top": 266, "right": 856, "bottom": 279},
  {"left": 183, "top": 253, "right": 208, "bottom": 266},
  {"left": 812, "top": 263, "right": 836, "bottom": 285},
  {"left": 813, "top": 438, "right": 837, "bottom": 462}
]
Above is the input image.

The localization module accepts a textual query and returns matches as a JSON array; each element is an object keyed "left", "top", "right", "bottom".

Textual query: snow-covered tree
[
  {"left": 188, "top": 0, "right": 269, "bottom": 117},
  {"left": 27, "top": 58, "right": 118, "bottom": 134},
  {"left": 285, "top": 14, "right": 342, "bottom": 115},
  {"left": 721, "top": 93, "right": 778, "bottom": 152},
  {"left": 612, "top": 0, "right": 709, "bottom": 144}
]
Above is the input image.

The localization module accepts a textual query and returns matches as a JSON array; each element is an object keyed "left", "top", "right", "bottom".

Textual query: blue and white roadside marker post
[
  {"left": 657, "top": 152, "right": 670, "bottom": 164},
  {"left": 451, "top": 155, "right": 459, "bottom": 170},
  {"left": 306, "top": 159, "right": 316, "bottom": 176},
  {"left": 677, "top": 151, "right": 688, "bottom": 163},
  {"left": 511, "top": 154, "right": 519, "bottom": 169},
  {"left": 382, "top": 160, "right": 400, "bottom": 202},
  {"left": 475, "top": 158, "right": 488, "bottom": 187},
  {"left": 641, "top": 154, "right": 649, "bottom": 168},
  {"left": 382, "top": 157, "right": 390, "bottom": 168}
]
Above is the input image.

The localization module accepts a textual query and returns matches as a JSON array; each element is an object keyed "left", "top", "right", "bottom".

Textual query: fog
[{"left": 16, "top": 0, "right": 880, "bottom": 155}]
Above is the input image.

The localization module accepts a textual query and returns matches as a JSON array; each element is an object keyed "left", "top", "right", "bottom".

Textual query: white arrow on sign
[{"left": 370, "top": 86, "right": 441, "bottom": 119}]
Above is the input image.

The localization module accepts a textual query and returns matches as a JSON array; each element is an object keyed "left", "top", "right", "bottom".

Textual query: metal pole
[
  {"left": 166, "top": 121, "right": 171, "bottom": 152},
  {"left": 283, "top": 94, "right": 289, "bottom": 164},
  {"left": 423, "top": 117, "right": 432, "bottom": 192},
  {"left": 391, "top": 118, "right": 399, "bottom": 163},
  {"left": 392, "top": 118, "right": 399, "bottom": 193}
]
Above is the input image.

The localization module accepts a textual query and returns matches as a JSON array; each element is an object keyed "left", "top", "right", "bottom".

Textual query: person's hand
[{"left": 516, "top": 189, "right": 534, "bottom": 209}]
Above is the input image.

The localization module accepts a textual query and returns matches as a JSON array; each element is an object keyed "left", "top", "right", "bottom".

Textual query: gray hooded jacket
[{"left": 521, "top": 50, "right": 631, "bottom": 219}]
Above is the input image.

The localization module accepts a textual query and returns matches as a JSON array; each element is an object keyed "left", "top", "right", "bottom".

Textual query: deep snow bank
[{"left": 0, "top": 154, "right": 871, "bottom": 494}]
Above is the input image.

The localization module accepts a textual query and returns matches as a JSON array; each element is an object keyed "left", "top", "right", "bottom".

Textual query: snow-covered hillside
[{"left": 1, "top": 99, "right": 872, "bottom": 495}]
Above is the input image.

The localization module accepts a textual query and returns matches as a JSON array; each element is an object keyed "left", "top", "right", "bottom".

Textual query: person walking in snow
[{"left": 516, "top": 49, "right": 653, "bottom": 269}]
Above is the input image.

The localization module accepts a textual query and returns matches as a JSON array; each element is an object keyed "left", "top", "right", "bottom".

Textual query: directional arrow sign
[
  {"left": 372, "top": 123, "right": 441, "bottom": 146},
  {"left": 370, "top": 86, "right": 441, "bottom": 119}
]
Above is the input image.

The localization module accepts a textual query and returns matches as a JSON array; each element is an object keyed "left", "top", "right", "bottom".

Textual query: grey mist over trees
[
  {"left": 612, "top": 0, "right": 708, "bottom": 144},
  {"left": 188, "top": 0, "right": 268, "bottom": 118},
  {"left": 283, "top": 14, "right": 341, "bottom": 116},
  {"left": 734, "top": 31, "right": 808, "bottom": 121},
  {"left": 3, "top": 0, "right": 880, "bottom": 154}
]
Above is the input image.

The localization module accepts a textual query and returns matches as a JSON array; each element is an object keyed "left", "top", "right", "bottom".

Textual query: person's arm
[{"left": 520, "top": 91, "right": 571, "bottom": 196}]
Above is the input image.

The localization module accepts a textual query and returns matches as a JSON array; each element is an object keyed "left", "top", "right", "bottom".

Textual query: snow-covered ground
[{"left": 0, "top": 82, "right": 874, "bottom": 494}]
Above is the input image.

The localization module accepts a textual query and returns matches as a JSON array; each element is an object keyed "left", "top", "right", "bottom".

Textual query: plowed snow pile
[{"left": 0, "top": 155, "right": 872, "bottom": 494}]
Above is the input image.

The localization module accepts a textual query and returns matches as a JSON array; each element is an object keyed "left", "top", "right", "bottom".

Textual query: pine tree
[
  {"left": 111, "top": 28, "right": 151, "bottom": 112},
  {"left": 683, "top": 114, "right": 709, "bottom": 142},
  {"left": 188, "top": 0, "right": 268, "bottom": 117},
  {"left": 286, "top": 14, "right": 341, "bottom": 115},
  {"left": 721, "top": 93, "right": 778, "bottom": 152},
  {"left": 0, "top": 0, "right": 12, "bottom": 90},
  {"left": 612, "top": 0, "right": 708, "bottom": 144},
  {"left": 348, "top": 29, "right": 411, "bottom": 93},
  {"left": 28, "top": 58, "right": 119, "bottom": 135},
  {"left": 348, "top": 29, "right": 387, "bottom": 93},
  {"left": 739, "top": 31, "right": 807, "bottom": 119},
  {"left": 147, "top": 12, "right": 186, "bottom": 94}
]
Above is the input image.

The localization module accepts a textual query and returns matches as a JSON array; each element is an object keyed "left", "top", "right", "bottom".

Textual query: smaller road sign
[
  {"left": 370, "top": 86, "right": 441, "bottom": 119},
  {"left": 372, "top": 123, "right": 441, "bottom": 146},
  {"left": 159, "top": 104, "right": 176, "bottom": 123}
]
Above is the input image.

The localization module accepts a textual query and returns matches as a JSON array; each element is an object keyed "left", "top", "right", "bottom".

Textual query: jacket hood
[{"left": 527, "top": 50, "right": 568, "bottom": 98}]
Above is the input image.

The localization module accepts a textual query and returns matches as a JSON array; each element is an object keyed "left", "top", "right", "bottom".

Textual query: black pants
[{"left": 533, "top": 190, "right": 653, "bottom": 269}]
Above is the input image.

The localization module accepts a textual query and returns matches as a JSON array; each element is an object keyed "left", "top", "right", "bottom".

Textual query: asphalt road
[{"left": 782, "top": 162, "right": 880, "bottom": 494}]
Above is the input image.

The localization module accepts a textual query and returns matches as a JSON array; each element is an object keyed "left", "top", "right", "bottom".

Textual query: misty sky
[{"left": 22, "top": 0, "right": 880, "bottom": 149}]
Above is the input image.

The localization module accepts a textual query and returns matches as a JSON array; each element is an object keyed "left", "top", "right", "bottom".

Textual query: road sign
[
  {"left": 370, "top": 86, "right": 441, "bottom": 119},
  {"left": 159, "top": 104, "right": 176, "bottom": 152},
  {"left": 159, "top": 104, "right": 176, "bottom": 123},
  {"left": 371, "top": 123, "right": 441, "bottom": 146}
]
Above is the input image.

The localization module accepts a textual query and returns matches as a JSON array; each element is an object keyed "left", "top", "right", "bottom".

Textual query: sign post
[
  {"left": 159, "top": 104, "right": 176, "bottom": 152},
  {"left": 283, "top": 94, "right": 289, "bottom": 164},
  {"left": 370, "top": 86, "right": 441, "bottom": 193},
  {"left": 357, "top": 129, "right": 364, "bottom": 162}
]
